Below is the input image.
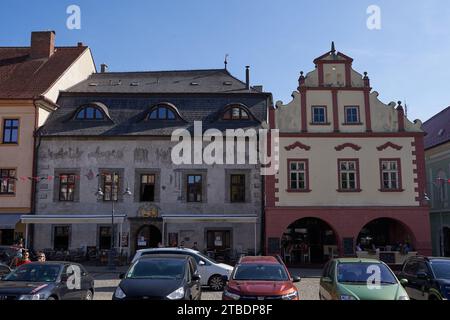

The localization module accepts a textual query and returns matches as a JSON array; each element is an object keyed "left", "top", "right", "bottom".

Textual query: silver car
[{"left": 131, "top": 248, "right": 233, "bottom": 291}]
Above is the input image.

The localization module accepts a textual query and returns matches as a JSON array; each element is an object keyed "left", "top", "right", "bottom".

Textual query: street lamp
[{"left": 96, "top": 179, "right": 132, "bottom": 270}]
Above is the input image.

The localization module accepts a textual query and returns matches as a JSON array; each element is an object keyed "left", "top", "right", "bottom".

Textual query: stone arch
[
  {"left": 281, "top": 217, "right": 340, "bottom": 264},
  {"left": 356, "top": 217, "right": 417, "bottom": 251}
]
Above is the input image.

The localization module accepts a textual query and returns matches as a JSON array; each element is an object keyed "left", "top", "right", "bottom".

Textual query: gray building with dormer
[{"left": 27, "top": 68, "right": 271, "bottom": 261}]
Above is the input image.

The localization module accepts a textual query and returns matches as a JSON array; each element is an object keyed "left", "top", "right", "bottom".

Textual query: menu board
[
  {"left": 268, "top": 238, "right": 280, "bottom": 254},
  {"left": 343, "top": 237, "right": 354, "bottom": 256}
]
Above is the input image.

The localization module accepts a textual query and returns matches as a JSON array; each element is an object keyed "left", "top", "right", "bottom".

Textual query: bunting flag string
[
  {"left": 1, "top": 174, "right": 450, "bottom": 184},
  {"left": 0, "top": 172, "right": 120, "bottom": 183}
]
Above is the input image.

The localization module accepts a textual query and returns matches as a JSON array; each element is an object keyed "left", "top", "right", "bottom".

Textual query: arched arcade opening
[
  {"left": 281, "top": 217, "right": 339, "bottom": 265},
  {"left": 357, "top": 218, "right": 416, "bottom": 253}
]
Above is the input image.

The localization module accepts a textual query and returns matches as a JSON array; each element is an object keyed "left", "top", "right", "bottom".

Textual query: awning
[
  {"left": 161, "top": 214, "right": 258, "bottom": 223},
  {"left": 0, "top": 214, "right": 22, "bottom": 229},
  {"left": 20, "top": 214, "right": 127, "bottom": 224}
]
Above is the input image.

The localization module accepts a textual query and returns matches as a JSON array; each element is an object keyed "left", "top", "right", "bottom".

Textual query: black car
[
  {"left": 0, "top": 262, "right": 95, "bottom": 300},
  {"left": 113, "top": 254, "right": 201, "bottom": 300},
  {"left": 0, "top": 263, "right": 11, "bottom": 277},
  {"left": 398, "top": 256, "right": 450, "bottom": 300}
]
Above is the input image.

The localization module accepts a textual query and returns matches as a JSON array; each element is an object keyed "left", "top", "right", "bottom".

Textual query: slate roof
[
  {"left": 423, "top": 106, "right": 450, "bottom": 150},
  {"left": 40, "top": 69, "right": 270, "bottom": 137},
  {"left": 0, "top": 46, "right": 88, "bottom": 99},
  {"left": 66, "top": 69, "right": 261, "bottom": 94}
]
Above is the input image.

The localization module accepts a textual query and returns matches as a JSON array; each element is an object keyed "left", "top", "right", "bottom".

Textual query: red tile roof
[
  {"left": 0, "top": 46, "right": 88, "bottom": 99},
  {"left": 423, "top": 106, "right": 450, "bottom": 150}
]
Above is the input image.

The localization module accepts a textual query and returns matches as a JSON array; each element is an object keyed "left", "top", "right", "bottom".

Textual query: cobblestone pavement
[{"left": 91, "top": 268, "right": 321, "bottom": 301}]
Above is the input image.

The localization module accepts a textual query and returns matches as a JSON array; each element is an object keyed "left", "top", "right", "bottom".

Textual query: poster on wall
[
  {"left": 343, "top": 237, "right": 354, "bottom": 256},
  {"left": 138, "top": 236, "right": 147, "bottom": 247},
  {"left": 121, "top": 232, "right": 129, "bottom": 247}
]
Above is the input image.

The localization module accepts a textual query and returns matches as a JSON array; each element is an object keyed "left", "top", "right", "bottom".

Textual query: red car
[{"left": 222, "top": 256, "right": 301, "bottom": 300}]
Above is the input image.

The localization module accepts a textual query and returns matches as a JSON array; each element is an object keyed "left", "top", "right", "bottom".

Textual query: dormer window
[
  {"left": 147, "top": 105, "right": 177, "bottom": 120},
  {"left": 76, "top": 106, "right": 105, "bottom": 120},
  {"left": 223, "top": 106, "right": 250, "bottom": 120}
]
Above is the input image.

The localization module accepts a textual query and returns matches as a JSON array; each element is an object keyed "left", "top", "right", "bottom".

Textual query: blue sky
[{"left": 1, "top": 0, "right": 450, "bottom": 122}]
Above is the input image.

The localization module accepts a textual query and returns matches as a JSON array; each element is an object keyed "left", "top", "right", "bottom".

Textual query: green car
[{"left": 319, "top": 258, "right": 410, "bottom": 300}]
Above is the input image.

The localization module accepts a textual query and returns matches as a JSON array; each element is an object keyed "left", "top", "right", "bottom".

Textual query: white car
[{"left": 131, "top": 248, "right": 233, "bottom": 291}]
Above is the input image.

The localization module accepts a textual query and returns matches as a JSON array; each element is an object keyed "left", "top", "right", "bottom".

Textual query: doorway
[
  {"left": 135, "top": 225, "right": 162, "bottom": 250},
  {"left": 99, "top": 226, "right": 112, "bottom": 250},
  {"left": 0, "top": 229, "right": 14, "bottom": 246},
  {"left": 53, "top": 226, "right": 70, "bottom": 251},
  {"left": 206, "top": 230, "right": 231, "bottom": 262}
]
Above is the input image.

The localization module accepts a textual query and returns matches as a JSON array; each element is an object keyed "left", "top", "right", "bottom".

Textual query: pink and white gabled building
[{"left": 265, "top": 44, "right": 432, "bottom": 264}]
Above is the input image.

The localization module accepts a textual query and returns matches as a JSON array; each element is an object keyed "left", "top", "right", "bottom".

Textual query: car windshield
[
  {"left": 4, "top": 264, "right": 61, "bottom": 282},
  {"left": 126, "top": 259, "right": 185, "bottom": 280},
  {"left": 430, "top": 260, "right": 450, "bottom": 279},
  {"left": 233, "top": 264, "right": 289, "bottom": 281},
  {"left": 337, "top": 263, "right": 397, "bottom": 285}
]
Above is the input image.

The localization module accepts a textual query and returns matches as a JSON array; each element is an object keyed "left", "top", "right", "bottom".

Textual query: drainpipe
[
  {"left": 30, "top": 98, "right": 41, "bottom": 250},
  {"left": 31, "top": 98, "right": 46, "bottom": 251}
]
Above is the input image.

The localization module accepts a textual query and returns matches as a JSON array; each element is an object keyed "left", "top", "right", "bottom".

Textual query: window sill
[
  {"left": 342, "top": 122, "right": 363, "bottom": 126},
  {"left": 378, "top": 189, "right": 404, "bottom": 193},
  {"left": 0, "top": 194, "right": 16, "bottom": 197},
  {"left": 0, "top": 143, "right": 19, "bottom": 146},
  {"left": 286, "top": 189, "right": 312, "bottom": 193},
  {"left": 309, "top": 122, "right": 331, "bottom": 126},
  {"left": 336, "top": 189, "right": 362, "bottom": 193}
]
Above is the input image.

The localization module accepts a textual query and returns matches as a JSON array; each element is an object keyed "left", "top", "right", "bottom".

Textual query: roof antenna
[
  {"left": 224, "top": 54, "right": 229, "bottom": 70},
  {"left": 331, "top": 41, "right": 336, "bottom": 53},
  {"left": 404, "top": 99, "right": 408, "bottom": 118}
]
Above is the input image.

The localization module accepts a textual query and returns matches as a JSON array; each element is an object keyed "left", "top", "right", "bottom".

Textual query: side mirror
[
  {"left": 60, "top": 274, "right": 69, "bottom": 282},
  {"left": 119, "top": 273, "right": 125, "bottom": 279},
  {"left": 198, "top": 260, "right": 206, "bottom": 266},
  {"left": 221, "top": 275, "right": 229, "bottom": 283},
  {"left": 400, "top": 278, "right": 408, "bottom": 287},
  {"left": 322, "top": 277, "right": 332, "bottom": 283},
  {"left": 416, "top": 272, "right": 429, "bottom": 280},
  {"left": 292, "top": 276, "right": 301, "bottom": 283},
  {"left": 192, "top": 274, "right": 201, "bottom": 282}
]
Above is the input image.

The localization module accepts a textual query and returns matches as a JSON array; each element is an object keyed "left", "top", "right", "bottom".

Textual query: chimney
[
  {"left": 101, "top": 64, "right": 108, "bottom": 73},
  {"left": 30, "top": 31, "right": 55, "bottom": 59},
  {"left": 253, "top": 85, "right": 263, "bottom": 92},
  {"left": 245, "top": 66, "right": 250, "bottom": 90}
]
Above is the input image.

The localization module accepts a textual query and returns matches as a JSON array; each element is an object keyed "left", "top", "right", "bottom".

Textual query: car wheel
[
  {"left": 47, "top": 296, "right": 56, "bottom": 301},
  {"left": 85, "top": 290, "right": 94, "bottom": 300},
  {"left": 209, "top": 275, "right": 224, "bottom": 291}
]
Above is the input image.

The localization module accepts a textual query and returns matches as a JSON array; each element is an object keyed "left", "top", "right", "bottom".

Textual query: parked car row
[{"left": 0, "top": 246, "right": 449, "bottom": 300}]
